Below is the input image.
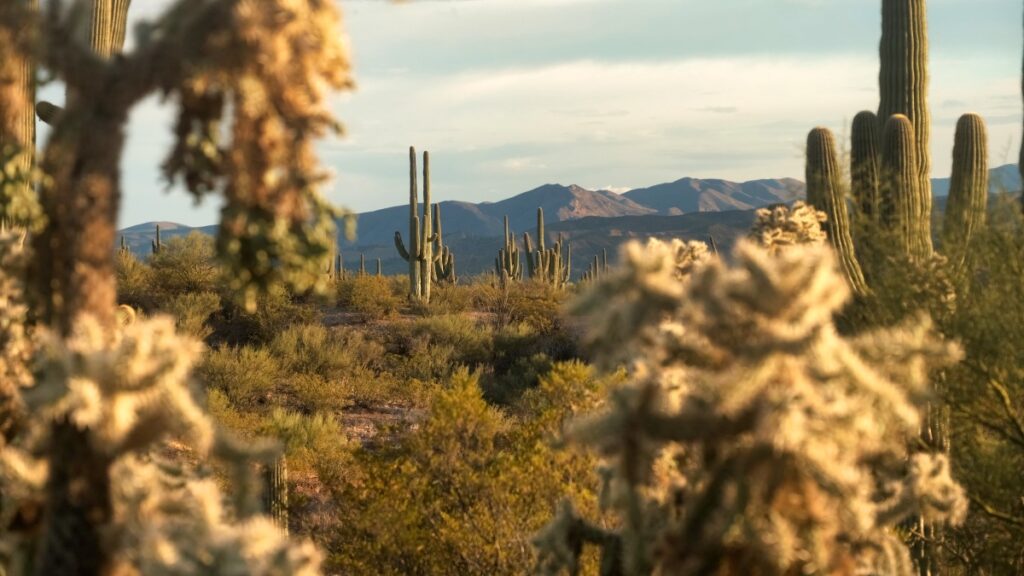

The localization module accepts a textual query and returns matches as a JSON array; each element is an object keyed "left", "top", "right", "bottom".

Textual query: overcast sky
[{"left": 52, "top": 0, "right": 1022, "bottom": 227}]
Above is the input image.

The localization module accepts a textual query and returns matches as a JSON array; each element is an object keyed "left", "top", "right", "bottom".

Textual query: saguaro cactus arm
[
  {"left": 805, "top": 127, "right": 867, "bottom": 294},
  {"left": 943, "top": 113, "right": 988, "bottom": 248}
]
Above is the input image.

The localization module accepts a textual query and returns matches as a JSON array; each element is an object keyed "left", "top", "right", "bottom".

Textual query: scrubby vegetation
[{"left": 1, "top": 0, "right": 1022, "bottom": 574}]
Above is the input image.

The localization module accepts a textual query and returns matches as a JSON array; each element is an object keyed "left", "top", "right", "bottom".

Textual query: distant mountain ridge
[{"left": 118, "top": 164, "right": 1021, "bottom": 275}]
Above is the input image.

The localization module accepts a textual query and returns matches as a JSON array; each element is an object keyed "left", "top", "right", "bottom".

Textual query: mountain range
[{"left": 119, "top": 164, "right": 1022, "bottom": 277}]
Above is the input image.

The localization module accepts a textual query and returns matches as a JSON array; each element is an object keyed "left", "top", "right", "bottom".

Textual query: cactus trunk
[
  {"left": 879, "top": 0, "right": 932, "bottom": 257},
  {"left": 880, "top": 114, "right": 920, "bottom": 258},
  {"left": 806, "top": 127, "right": 867, "bottom": 294},
  {"left": 419, "top": 151, "right": 433, "bottom": 303},
  {"left": 943, "top": 113, "right": 988, "bottom": 249},
  {"left": 263, "top": 455, "right": 289, "bottom": 535},
  {"left": 851, "top": 110, "right": 881, "bottom": 221}
]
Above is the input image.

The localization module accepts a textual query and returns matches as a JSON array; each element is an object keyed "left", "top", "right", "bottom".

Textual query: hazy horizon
[{"left": 38, "top": 0, "right": 1022, "bottom": 228}]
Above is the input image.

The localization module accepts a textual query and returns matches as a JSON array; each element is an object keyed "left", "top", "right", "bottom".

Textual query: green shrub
[
  {"left": 148, "top": 231, "right": 221, "bottom": 297},
  {"left": 337, "top": 275, "right": 402, "bottom": 321},
  {"left": 164, "top": 291, "right": 221, "bottom": 340},
  {"left": 115, "top": 249, "right": 154, "bottom": 310},
  {"left": 198, "top": 346, "right": 284, "bottom": 410},
  {"left": 216, "top": 285, "right": 318, "bottom": 345},
  {"left": 325, "top": 366, "right": 608, "bottom": 575}
]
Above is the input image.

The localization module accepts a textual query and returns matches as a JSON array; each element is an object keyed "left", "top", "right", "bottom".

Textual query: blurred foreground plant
[{"left": 538, "top": 226, "right": 966, "bottom": 575}]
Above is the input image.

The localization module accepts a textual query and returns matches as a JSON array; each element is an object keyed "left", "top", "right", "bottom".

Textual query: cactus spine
[
  {"left": 943, "top": 113, "right": 988, "bottom": 249},
  {"left": 524, "top": 207, "right": 571, "bottom": 289},
  {"left": 851, "top": 110, "right": 881, "bottom": 220},
  {"left": 393, "top": 147, "right": 436, "bottom": 302},
  {"left": 879, "top": 0, "right": 932, "bottom": 257},
  {"left": 495, "top": 215, "right": 522, "bottom": 285},
  {"left": 880, "top": 114, "right": 921, "bottom": 257},
  {"left": 805, "top": 127, "right": 867, "bottom": 294},
  {"left": 263, "top": 455, "right": 289, "bottom": 535}
]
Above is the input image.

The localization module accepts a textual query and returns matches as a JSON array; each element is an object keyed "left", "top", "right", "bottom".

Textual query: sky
[{"left": 42, "top": 0, "right": 1023, "bottom": 228}]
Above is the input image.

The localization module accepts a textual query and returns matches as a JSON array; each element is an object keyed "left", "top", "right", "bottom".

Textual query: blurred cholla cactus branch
[
  {"left": 0, "top": 313, "right": 322, "bottom": 574},
  {"left": 539, "top": 239, "right": 966, "bottom": 575},
  {"left": 571, "top": 238, "right": 709, "bottom": 370},
  {"left": 748, "top": 201, "right": 827, "bottom": 253}
]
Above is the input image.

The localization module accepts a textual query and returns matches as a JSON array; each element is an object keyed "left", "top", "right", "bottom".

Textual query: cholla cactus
[
  {"left": 0, "top": 314, "right": 322, "bottom": 574},
  {"left": 749, "top": 201, "right": 827, "bottom": 252},
  {"left": 0, "top": 232, "right": 31, "bottom": 439},
  {"left": 573, "top": 238, "right": 710, "bottom": 370},
  {"left": 539, "top": 239, "right": 966, "bottom": 576}
]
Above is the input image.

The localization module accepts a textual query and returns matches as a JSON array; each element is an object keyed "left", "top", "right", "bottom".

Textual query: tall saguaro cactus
[
  {"left": 394, "top": 147, "right": 437, "bottom": 302},
  {"left": 523, "top": 207, "right": 571, "bottom": 289},
  {"left": 495, "top": 215, "right": 522, "bottom": 284},
  {"left": 880, "top": 114, "right": 921, "bottom": 258},
  {"left": 805, "top": 127, "right": 867, "bottom": 294},
  {"left": 879, "top": 0, "right": 932, "bottom": 256},
  {"left": 943, "top": 113, "right": 988, "bottom": 249},
  {"left": 851, "top": 110, "right": 881, "bottom": 221}
]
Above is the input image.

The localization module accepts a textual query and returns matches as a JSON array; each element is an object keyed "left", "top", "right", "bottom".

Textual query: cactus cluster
[
  {"left": 803, "top": 0, "right": 989, "bottom": 290},
  {"left": 579, "top": 249, "right": 608, "bottom": 284},
  {"left": 394, "top": 147, "right": 454, "bottom": 299},
  {"left": 432, "top": 203, "right": 457, "bottom": 284},
  {"left": 495, "top": 215, "right": 522, "bottom": 285},
  {"left": 522, "top": 208, "right": 570, "bottom": 289},
  {"left": 542, "top": 236, "right": 967, "bottom": 576}
]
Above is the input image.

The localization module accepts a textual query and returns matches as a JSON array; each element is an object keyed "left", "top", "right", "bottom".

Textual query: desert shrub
[
  {"left": 148, "top": 231, "right": 221, "bottom": 297},
  {"left": 262, "top": 409, "right": 351, "bottom": 474},
  {"left": 215, "top": 285, "right": 318, "bottom": 345},
  {"left": 421, "top": 282, "right": 473, "bottom": 315},
  {"left": 478, "top": 280, "right": 568, "bottom": 333},
  {"left": 115, "top": 249, "right": 155, "bottom": 309},
  {"left": 337, "top": 275, "right": 401, "bottom": 321},
  {"left": 934, "top": 199, "right": 1024, "bottom": 573},
  {"left": 164, "top": 290, "right": 221, "bottom": 340},
  {"left": 326, "top": 365, "right": 609, "bottom": 575},
  {"left": 199, "top": 345, "right": 285, "bottom": 410}
]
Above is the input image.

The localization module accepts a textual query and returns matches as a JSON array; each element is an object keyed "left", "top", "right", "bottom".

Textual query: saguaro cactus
[
  {"left": 805, "top": 127, "right": 867, "bottom": 294},
  {"left": 943, "top": 113, "right": 988, "bottom": 249},
  {"left": 851, "top": 110, "right": 881, "bottom": 220},
  {"left": 151, "top": 223, "right": 162, "bottom": 254},
  {"left": 495, "top": 215, "right": 522, "bottom": 284},
  {"left": 263, "top": 455, "right": 289, "bottom": 535},
  {"left": 394, "top": 147, "right": 436, "bottom": 302},
  {"left": 432, "top": 203, "right": 457, "bottom": 284},
  {"left": 523, "top": 207, "right": 571, "bottom": 289},
  {"left": 376, "top": 257, "right": 382, "bottom": 277},
  {"left": 879, "top": 0, "right": 932, "bottom": 256},
  {"left": 880, "top": 114, "right": 921, "bottom": 258}
]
